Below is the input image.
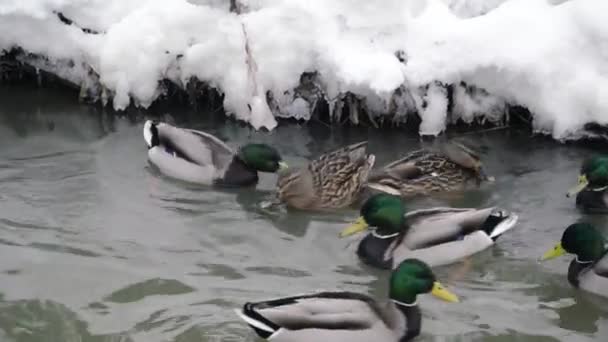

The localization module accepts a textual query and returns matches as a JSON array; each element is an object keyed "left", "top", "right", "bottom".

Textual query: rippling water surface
[{"left": 0, "top": 84, "right": 607, "bottom": 342}]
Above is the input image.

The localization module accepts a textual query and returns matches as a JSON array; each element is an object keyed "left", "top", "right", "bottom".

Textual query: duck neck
[
  {"left": 567, "top": 259, "right": 592, "bottom": 288},
  {"left": 391, "top": 300, "right": 421, "bottom": 342},
  {"left": 575, "top": 188, "right": 608, "bottom": 211},
  {"left": 567, "top": 249, "right": 606, "bottom": 287},
  {"left": 356, "top": 229, "right": 399, "bottom": 269},
  {"left": 374, "top": 225, "right": 401, "bottom": 238},
  {"left": 216, "top": 155, "right": 259, "bottom": 187}
]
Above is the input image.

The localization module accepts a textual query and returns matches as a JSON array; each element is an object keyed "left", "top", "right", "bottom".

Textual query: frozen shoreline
[{"left": 1, "top": 0, "right": 607, "bottom": 140}]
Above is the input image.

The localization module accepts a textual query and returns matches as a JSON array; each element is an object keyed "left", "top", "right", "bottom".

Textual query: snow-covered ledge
[{"left": 1, "top": 0, "right": 607, "bottom": 140}]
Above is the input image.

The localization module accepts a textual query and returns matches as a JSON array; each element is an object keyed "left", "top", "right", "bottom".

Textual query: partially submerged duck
[
  {"left": 143, "top": 120, "right": 287, "bottom": 186},
  {"left": 365, "top": 142, "right": 493, "bottom": 198},
  {"left": 540, "top": 223, "right": 608, "bottom": 299},
  {"left": 276, "top": 141, "right": 375, "bottom": 210},
  {"left": 340, "top": 194, "right": 518, "bottom": 268},
  {"left": 566, "top": 155, "right": 608, "bottom": 212},
  {"left": 235, "top": 258, "right": 458, "bottom": 342}
]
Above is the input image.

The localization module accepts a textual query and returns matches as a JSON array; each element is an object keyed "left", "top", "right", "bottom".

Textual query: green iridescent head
[
  {"left": 390, "top": 259, "right": 459, "bottom": 304},
  {"left": 239, "top": 144, "right": 287, "bottom": 173},
  {"left": 541, "top": 223, "right": 606, "bottom": 263},
  {"left": 567, "top": 156, "right": 608, "bottom": 197},
  {"left": 340, "top": 194, "right": 406, "bottom": 238}
]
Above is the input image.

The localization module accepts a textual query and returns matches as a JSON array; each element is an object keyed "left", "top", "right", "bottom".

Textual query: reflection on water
[
  {"left": 0, "top": 84, "right": 607, "bottom": 341},
  {"left": 0, "top": 298, "right": 133, "bottom": 342}
]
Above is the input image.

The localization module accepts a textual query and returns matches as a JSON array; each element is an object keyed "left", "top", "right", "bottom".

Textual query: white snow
[{"left": 1, "top": 0, "right": 607, "bottom": 139}]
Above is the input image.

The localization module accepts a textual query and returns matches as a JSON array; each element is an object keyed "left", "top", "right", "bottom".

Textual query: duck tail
[
  {"left": 234, "top": 303, "right": 280, "bottom": 339},
  {"left": 481, "top": 209, "right": 519, "bottom": 241}
]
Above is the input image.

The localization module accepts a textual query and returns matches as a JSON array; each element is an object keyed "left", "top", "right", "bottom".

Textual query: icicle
[
  {"left": 419, "top": 83, "right": 448, "bottom": 136},
  {"left": 233, "top": 0, "right": 276, "bottom": 130},
  {"left": 35, "top": 67, "right": 41, "bottom": 87}
]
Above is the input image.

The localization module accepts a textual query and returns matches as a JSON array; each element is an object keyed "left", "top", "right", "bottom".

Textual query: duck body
[
  {"left": 366, "top": 142, "right": 491, "bottom": 198},
  {"left": 359, "top": 207, "right": 518, "bottom": 268},
  {"left": 236, "top": 259, "right": 459, "bottom": 342},
  {"left": 341, "top": 194, "right": 518, "bottom": 269},
  {"left": 277, "top": 141, "right": 375, "bottom": 210},
  {"left": 143, "top": 120, "right": 284, "bottom": 187},
  {"left": 235, "top": 292, "right": 409, "bottom": 342}
]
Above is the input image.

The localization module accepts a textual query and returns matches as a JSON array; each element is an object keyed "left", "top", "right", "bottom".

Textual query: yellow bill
[
  {"left": 566, "top": 174, "right": 588, "bottom": 198},
  {"left": 540, "top": 242, "right": 567, "bottom": 261},
  {"left": 278, "top": 161, "right": 289, "bottom": 171},
  {"left": 339, "top": 216, "right": 369, "bottom": 238},
  {"left": 431, "top": 281, "right": 459, "bottom": 303}
]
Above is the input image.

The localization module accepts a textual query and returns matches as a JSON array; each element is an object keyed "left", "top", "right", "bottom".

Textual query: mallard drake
[
  {"left": 235, "top": 258, "right": 458, "bottom": 341},
  {"left": 540, "top": 223, "right": 608, "bottom": 298},
  {"left": 365, "top": 142, "right": 493, "bottom": 198},
  {"left": 276, "top": 141, "right": 375, "bottom": 210},
  {"left": 566, "top": 155, "right": 608, "bottom": 212},
  {"left": 339, "top": 194, "right": 518, "bottom": 269},
  {"left": 143, "top": 120, "right": 287, "bottom": 186}
]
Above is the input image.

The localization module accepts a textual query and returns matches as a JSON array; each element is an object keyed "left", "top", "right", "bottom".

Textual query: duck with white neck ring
[
  {"left": 235, "top": 258, "right": 458, "bottom": 342},
  {"left": 340, "top": 194, "right": 519, "bottom": 269},
  {"left": 540, "top": 223, "right": 608, "bottom": 298},
  {"left": 143, "top": 120, "right": 287, "bottom": 187}
]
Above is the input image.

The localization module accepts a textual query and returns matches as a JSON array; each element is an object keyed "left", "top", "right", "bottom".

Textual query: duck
[
  {"left": 339, "top": 194, "right": 518, "bottom": 269},
  {"left": 235, "top": 258, "right": 458, "bottom": 342},
  {"left": 143, "top": 120, "right": 287, "bottom": 187},
  {"left": 364, "top": 141, "right": 493, "bottom": 198},
  {"left": 540, "top": 223, "right": 608, "bottom": 299},
  {"left": 276, "top": 141, "right": 375, "bottom": 210},
  {"left": 566, "top": 155, "right": 608, "bottom": 212}
]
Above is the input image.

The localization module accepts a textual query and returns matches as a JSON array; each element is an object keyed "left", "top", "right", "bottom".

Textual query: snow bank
[{"left": 1, "top": 0, "right": 607, "bottom": 139}]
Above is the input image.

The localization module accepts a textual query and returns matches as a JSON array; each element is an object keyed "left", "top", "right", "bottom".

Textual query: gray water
[{"left": 0, "top": 84, "right": 607, "bottom": 342}]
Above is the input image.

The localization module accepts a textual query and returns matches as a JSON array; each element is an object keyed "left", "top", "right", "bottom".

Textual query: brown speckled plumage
[
  {"left": 366, "top": 142, "right": 490, "bottom": 198},
  {"left": 277, "top": 141, "right": 375, "bottom": 210}
]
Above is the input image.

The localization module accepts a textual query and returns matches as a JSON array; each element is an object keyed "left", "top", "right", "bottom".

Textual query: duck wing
[
  {"left": 403, "top": 207, "right": 496, "bottom": 248},
  {"left": 155, "top": 123, "right": 234, "bottom": 170},
  {"left": 366, "top": 149, "right": 467, "bottom": 196},
  {"left": 183, "top": 128, "right": 235, "bottom": 171},
  {"left": 368, "top": 149, "right": 440, "bottom": 182},
  {"left": 388, "top": 207, "right": 518, "bottom": 267},
  {"left": 235, "top": 292, "right": 390, "bottom": 340},
  {"left": 390, "top": 231, "right": 494, "bottom": 268},
  {"left": 437, "top": 141, "right": 483, "bottom": 173},
  {"left": 309, "top": 142, "right": 376, "bottom": 208}
]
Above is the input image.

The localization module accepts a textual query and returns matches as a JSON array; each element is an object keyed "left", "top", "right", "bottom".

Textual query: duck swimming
[
  {"left": 235, "top": 258, "right": 458, "bottom": 342},
  {"left": 143, "top": 120, "right": 287, "bottom": 187},
  {"left": 340, "top": 194, "right": 518, "bottom": 269},
  {"left": 276, "top": 141, "right": 375, "bottom": 210},
  {"left": 540, "top": 223, "right": 608, "bottom": 299},
  {"left": 365, "top": 141, "right": 493, "bottom": 198},
  {"left": 566, "top": 155, "right": 608, "bottom": 212}
]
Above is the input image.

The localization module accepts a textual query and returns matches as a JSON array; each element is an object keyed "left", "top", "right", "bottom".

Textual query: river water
[{"left": 0, "top": 84, "right": 606, "bottom": 342}]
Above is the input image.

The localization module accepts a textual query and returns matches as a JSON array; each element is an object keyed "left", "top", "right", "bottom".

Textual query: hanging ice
[{"left": 1, "top": 0, "right": 607, "bottom": 139}]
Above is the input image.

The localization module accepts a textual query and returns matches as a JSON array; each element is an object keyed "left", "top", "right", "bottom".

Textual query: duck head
[
  {"left": 567, "top": 156, "right": 608, "bottom": 197},
  {"left": 390, "top": 259, "right": 459, "bottom": 305},
  {"left": 340, "top": 193, "right": 406, "bottom": 238},
  {"left": 541, "top": 223, "right": 606, "bottom": 263},
  {"left": 239, "top": 144, "right": 287, "bottom": 173}
]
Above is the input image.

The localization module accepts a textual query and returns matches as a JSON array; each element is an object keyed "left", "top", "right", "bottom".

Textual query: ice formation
[{"left": 1, "top": 0, "right": 607, "bottom": 139}]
